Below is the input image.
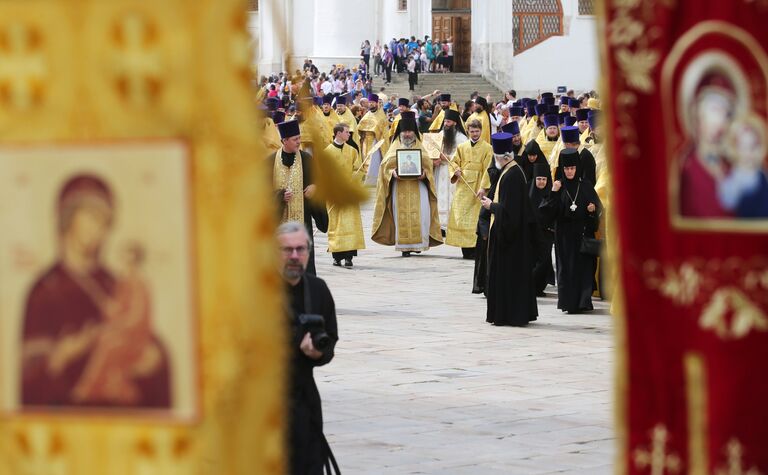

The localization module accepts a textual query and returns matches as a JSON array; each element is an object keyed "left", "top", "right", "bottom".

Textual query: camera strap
[
  {"left": 301, "top": 276, "right": 340, "bottom": 474},
  {"left": 302, "top": 275, "right": 313, "bottom": 314}
]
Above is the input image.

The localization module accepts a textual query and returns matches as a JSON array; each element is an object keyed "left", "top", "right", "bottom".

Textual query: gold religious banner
[
  {"left": 0, "top": 1, "right": 284, "bottom": 475},
  {"left": 422, "top": 131, "right": 444, "bottom": 160}
]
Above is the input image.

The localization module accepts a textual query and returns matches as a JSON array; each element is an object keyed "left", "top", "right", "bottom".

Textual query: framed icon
[
  {"left": 0, "top": 141, "right": 199, "bottom": 421},
  {"left": 396, "top": 149, "right": 423, "bottom": 178}
]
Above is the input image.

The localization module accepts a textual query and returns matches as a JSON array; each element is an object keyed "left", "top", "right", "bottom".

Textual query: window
[
  {"left": 248, "top": 0, "right": 258, "bottom": 11},
  {"left": 512, "top": 0, "right": 563, "bottom": 55},
  {"left": 398, "top": 0, "right": 408, "bottom": 12},
  {"left": 578, "top": 0, "right": 594, "bottom": 15}
]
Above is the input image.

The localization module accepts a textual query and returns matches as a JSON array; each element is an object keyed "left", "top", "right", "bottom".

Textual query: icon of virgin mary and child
[
  {"left": 678, "top": 54, "right": 768, "bottom": 219},
  {"left": 20, "top": 174, "right": 171, "bottom": 409}
]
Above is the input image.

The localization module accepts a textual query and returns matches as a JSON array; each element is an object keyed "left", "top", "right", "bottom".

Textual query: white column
[{"left": 257, "top": 0, "right": 287, "bottom": 75}]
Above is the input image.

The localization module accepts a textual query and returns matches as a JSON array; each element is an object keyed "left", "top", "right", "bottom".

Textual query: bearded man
[{"left": 372, "top": 115, "right": 443, "bottom": 256}]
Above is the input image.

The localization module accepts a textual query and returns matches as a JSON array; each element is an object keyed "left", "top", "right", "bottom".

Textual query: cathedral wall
[{"left": 470, "top": 0, "right": 514, "bottom": 93}]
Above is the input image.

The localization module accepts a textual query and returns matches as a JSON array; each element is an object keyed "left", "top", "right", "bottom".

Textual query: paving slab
[{"left": 311, "top": 198, "right": 614, "bottom": 474}]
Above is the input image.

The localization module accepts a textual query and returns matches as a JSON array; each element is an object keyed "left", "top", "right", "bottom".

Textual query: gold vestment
[
  {"left": 371, "top": 140, "right": 443, "bottom": 248},
  {"left": 324, "top": 142, "right": 366, "bottom": 253},
  {"left": 446, "top": 140, "right": 494, "bottom": 248}
]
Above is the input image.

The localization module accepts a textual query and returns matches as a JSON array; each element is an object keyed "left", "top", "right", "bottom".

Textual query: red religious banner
[{"left": 601, "top": 1, "right": 768, "bottom": 474}]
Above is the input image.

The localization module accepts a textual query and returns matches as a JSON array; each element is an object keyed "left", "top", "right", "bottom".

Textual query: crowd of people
[{"left": 264, "top": 54, "right": 606, "bottom": 473}]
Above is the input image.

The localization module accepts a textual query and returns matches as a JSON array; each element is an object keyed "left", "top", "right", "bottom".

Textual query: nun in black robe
[
  {"left": 472, "top": 164, "right": 501, "bottom": 294},
  {"left": 484, "top": 133, "right": 538, "bottom": 326},
  {"left": 539, "top": 149, "right": 602, "bottom": 313},
  {"left": 553, "top": 126, "right": 597, "bottom": 185},
  {"left": 529, "top": 162, "right": 555, "bottom": 295},
  {"left": 517, "top": 139, "right": 550, "bottom": 183}
]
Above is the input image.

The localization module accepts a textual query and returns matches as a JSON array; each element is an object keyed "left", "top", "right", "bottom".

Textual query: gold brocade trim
[
  {"left": 395, "top": 179, "right": 422, "bottom": 245},
  {"left": 273, "top": 152, "right": 304, "bottom": 223},
  {"left": 643, "top": 259, "right": 768, "bottom": 340},
  {"left": 685, "top": 353, "right": 708, "bottom": 475},
  {"left": 597, "top": 1, "right": 628, "bottom": 471}
]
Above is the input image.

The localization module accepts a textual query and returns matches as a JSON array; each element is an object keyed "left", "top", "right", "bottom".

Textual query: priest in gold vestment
[
  {"left": 271, "top": 119, "right": 326, "bottom": 276},
  {"left": 445, "top": 119, "right": 494, "bottom": 258},
  {"left": 372, "top": 116, "right": 443, "bottom": 256},
  {"left": 428, "top": 93, "right": 461, "bottom": 132},
  {"left": 335, "top": 95, "right": 359, "bottom": 145},
  {"left": 320, "top": 95, "right": 340, "bottom": 138},
  {"left": 433, "top": 108, "right": 468, "bottom": 231},
  {"left": 467, "top": 96, "right": 493, "bottom": 144},
  {"left": 535, "top": 113, "right": 561, "bottom": 170},
  {"left": 298, "top": 97, "right": 331, "bottom": 155},
  {"left": 324, "top": 123, "right": 365, "bottom": 267},
  {"left": 358, "top": 93, "right": 389, "bottom": 185}
]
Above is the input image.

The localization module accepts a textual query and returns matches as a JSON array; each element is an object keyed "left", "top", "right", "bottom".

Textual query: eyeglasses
[{"left": 280, "top": 246, "right": 309, "bottom": 256}]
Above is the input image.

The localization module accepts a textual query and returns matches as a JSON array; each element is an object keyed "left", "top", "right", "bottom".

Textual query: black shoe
[
  {"left": 402, "top": 251, "right": 411, "bottom": 257},
  {"left": 333, "top": 259, "right": 342, "bottom": 266},
  {"left": 344, "top": 258, "right": 353, "bottom": 267}
]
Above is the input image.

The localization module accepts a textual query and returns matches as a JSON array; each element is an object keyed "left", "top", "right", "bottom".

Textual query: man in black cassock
[
  {"left": 278, "top": 221, "right": 339, "bottom": 475},
  {"left": 480, "top": 132, "right": 538, "bottom": 326},
  {"left": 270, "top": 119, "right": 328, "bottom": 276}
]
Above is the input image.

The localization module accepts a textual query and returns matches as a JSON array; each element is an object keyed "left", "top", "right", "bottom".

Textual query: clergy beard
[
  {"left": 443, "top": 126, "right": 457, "bottom": 154},
  {"left": 547, "top": 134, "right": 559, "bottom": 142},
  {"left": 494, "top": 155, "right": 510, "bottom": 170},
  {"left": 512, "top": 142, "right": 522, "bottom": 154},
  {"left": 400, "top": 134, "right": 416, "bottom": 148}
]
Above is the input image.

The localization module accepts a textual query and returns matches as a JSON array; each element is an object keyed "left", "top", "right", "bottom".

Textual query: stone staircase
[{"left": 372, "top": 71, "right": 504, "bottom": 106}]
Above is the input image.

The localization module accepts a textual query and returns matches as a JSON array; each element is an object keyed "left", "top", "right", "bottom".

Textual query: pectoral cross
[
  {"left": 633, "top": 424, "right": 682, "bottom": 475},
  {"left": 0, "top": 24, "right": 47, "bottom": 110},
  {"left": 113, "top": 14, "right": 161, "bottom": 106}
]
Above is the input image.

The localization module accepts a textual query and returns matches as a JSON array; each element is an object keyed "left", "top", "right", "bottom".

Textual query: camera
[{"left": 298, "top": 314, "right": 331, "bottom": 352}]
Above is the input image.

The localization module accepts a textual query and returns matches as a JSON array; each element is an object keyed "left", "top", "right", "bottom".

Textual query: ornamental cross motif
[
  {"left": 112, "top": 13, "right": 161, "bottom": 106},
  {"left": 134, "top": 432, "right": 193, "bottom": 475},
  {"left": 633, "top": 424, "right": 682, "bottom": 475},
  {"left": 715, "top": 439, "right": 763, "bottom": 475},
  {"left": 0, "top": 23, "right": 47, "bottom": 110},
  {"left": 15, "top": 426, "right": 67, "bottom": 475}
]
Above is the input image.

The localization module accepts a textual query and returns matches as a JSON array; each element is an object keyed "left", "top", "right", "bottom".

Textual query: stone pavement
[{"left": 312, "top": 198, "right": 614, "bottom": 475}]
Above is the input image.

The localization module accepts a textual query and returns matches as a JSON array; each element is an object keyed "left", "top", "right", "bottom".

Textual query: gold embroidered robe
[
  {"left": 262, "top": 117, "right": 282, "bottom": 154},
  {"left": 336, "top": 108, "right": 360, "bottom": 144},
  {"left": 324, "top": 142, "right": 366, "bottom": 253},
  {"left": 522, "top": 116, "right": 544, "bottom": 144},
  {"left": 300, "top": 108, "right": 332, "bottom": 153},
  {"left": 535, "top": 129, "right": 560, "bottom": 173},
  {"left": 320, "top": 110, "right": 340, "bottom": 138},
  {"left": 446, "top": 140, "right": 494, "bottom": 248},
  {"left": 358, "top": 108, "right": 389, "bottom": 173},
  {"left": 428, "top": 103, "right": 464, "bottom": 132},
  {"left": 371, "top": 140, "right": 443, "bottom": 249}
]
